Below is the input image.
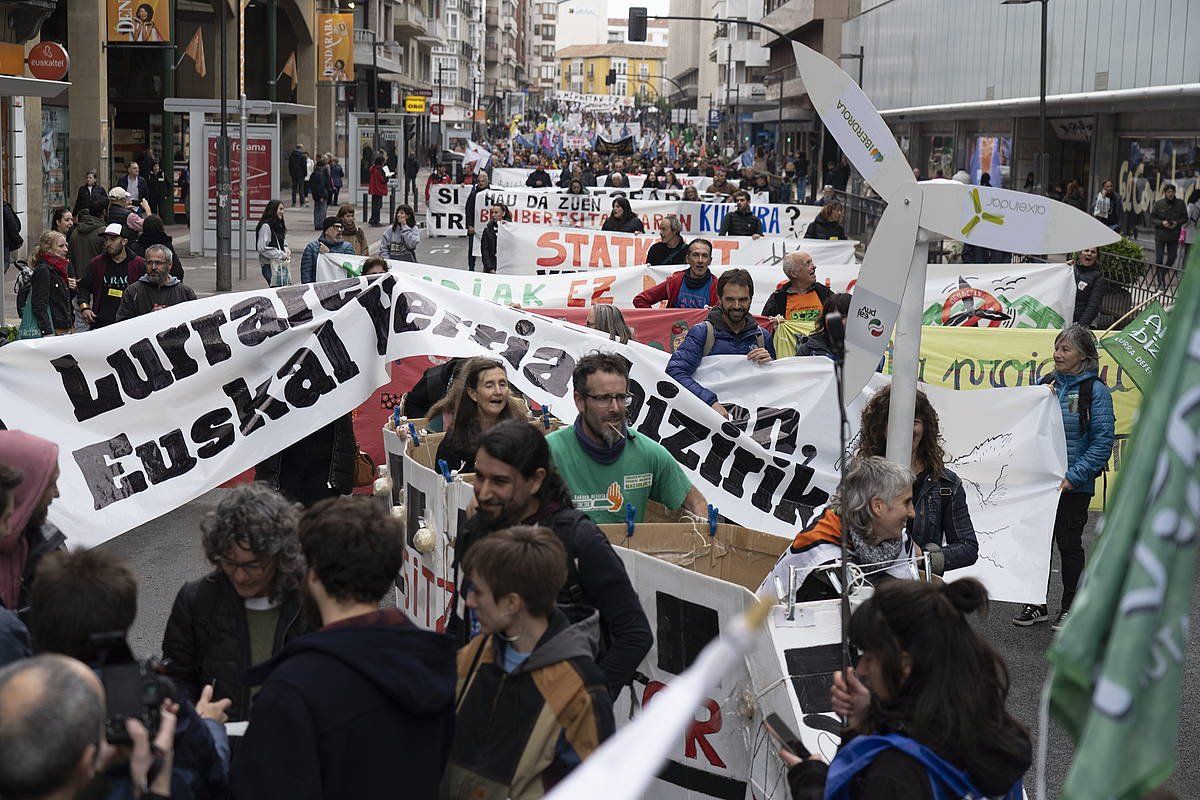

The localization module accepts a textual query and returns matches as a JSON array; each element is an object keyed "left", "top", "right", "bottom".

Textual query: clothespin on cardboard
[
  {"left": 437, "top": 459, "right": 453, "bottom": 484},
  {"left": 392, "top": 408, "right": 404, "bottom": 428},
  {"left": 707, "top": 504, "right": 719, "bottom": 538},
  {"left": 624, "top": 503, "right": 636, "bottom": 538},
  {"left": 408, "top": 422, "right": 421, "bottom": 446},
  {"left": 541, "top": 405, "right": 552, "bottom": 429}
]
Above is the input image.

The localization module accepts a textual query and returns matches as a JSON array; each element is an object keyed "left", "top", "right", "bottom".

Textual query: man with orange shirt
[{"left": 761, "top": 251, "right": 830, "bottom": 332}]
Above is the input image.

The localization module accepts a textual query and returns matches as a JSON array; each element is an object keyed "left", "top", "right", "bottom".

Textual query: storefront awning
[
  {"left": 880, "top": 83, "right": 1200, "bottom": 122},
  {"left": 0, "top": 74, "right": 68, "bottom": 98}
]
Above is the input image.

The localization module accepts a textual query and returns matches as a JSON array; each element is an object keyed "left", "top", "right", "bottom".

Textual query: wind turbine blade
[
  {"left": 790, "top": 41, "right": 916, "bottom": 205},
  {"left": 843, "top": 194, "right": 924, "bottom": 398},
  {"left": 919, "top": 180, "right": 1121, "bottom": 254}
]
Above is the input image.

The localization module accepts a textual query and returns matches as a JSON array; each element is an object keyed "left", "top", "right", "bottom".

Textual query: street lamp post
[
  {"left": 1003, "top": 0, "right": 1048, "bottom": 194},
  {"left": 355, "top": 29, "right": 401, "bottom": 153}
]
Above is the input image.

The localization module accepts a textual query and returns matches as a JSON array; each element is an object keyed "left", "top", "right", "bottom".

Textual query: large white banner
[
  {"left": 426, "top": 184, "right": 766, "bottom": 237},
  {"left": 0, "top": 272, "right": 1061, "bottom": 603},
  {"left": 317, "top": 255, "right": 1074, "bottom": 327},
  {"left": 497, "top": 223, "right": 858, "bottom": 272},
  {"left": 490, "top": 168, "right": 717, "bottom": 191}
]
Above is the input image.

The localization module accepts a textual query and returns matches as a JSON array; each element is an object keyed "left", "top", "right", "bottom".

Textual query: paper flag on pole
[
  {"left": 183, "top": 28, "right": 206, "bottom": 79},
  {"left": 280, "top": 52, "right": 298, "bottom": 90}
]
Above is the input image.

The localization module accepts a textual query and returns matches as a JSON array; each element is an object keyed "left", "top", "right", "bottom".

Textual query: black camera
[{"left": 90, "top": 632, "right": 176, "bottom": 746}]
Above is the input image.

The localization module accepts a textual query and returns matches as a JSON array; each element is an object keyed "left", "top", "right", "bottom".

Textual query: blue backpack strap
[{"left": 825, "top": 733, "right": 994, "bottom": 800}]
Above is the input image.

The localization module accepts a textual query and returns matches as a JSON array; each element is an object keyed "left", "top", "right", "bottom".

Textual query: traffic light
[
  {"left": 376, "top": 79, "right": 393, "bottom": 111},
  {"left": 628, "top": 7, "right": 647, "bottom": 42},
  {"left": 404, "top": 117, "right": 416, "bottom": 140},
  {"left": 605, "top": 68, "right": 616, "bottom": 86}
]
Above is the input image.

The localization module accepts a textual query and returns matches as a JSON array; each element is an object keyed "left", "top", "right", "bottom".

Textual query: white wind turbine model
[{"left": 789, "top": 42, "right": 1121, "bottom": 464}]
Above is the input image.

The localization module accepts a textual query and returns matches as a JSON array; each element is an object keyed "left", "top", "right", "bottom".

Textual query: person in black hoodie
[
  {"left": 784, "top": 579, "right": 1031, "bottom": 800},
  {"left": 129, "top": 214, "right": 184, "bottom": 279},
  {"left": 525, "top": 157, "right": 552, "bottom": 188},
  {"left": 255, "top": 414, "right": 357, "bottom": 507},
  {"left": 453, "top": 420, "right": 652, "bottom": 696},
  {"left": 233, "top": 497, "right": 455, "bottom": 800},
  {"left": 71, "top": 169, "right": 107, "bottom": 218},
  {"left": 805, "top": 201, "right": 847, "bottom": 240}
]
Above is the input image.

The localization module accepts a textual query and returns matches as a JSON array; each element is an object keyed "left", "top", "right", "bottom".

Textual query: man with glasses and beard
[
  {"left": 547, "top": 352, "right": 708, "bottom": 526},
  {"left": 453, "top": 419, "right": 651, "bottom": 696},
  {"left": 116, "top": 244, "right": 196, "bottom": 320}
]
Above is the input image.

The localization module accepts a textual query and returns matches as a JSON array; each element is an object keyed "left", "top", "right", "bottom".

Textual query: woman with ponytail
[{"left": 786, "top": 578, "right": 1031, "bottom": 799}]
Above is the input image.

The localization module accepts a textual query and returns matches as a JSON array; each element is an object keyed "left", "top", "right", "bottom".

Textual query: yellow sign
[
  {"left": 405, "top": 96, "right": 427, "bottom": 113},
  {"left": 107, "top": 0, "right": 170, "bottom": 43},
  {"left": 317, "top": 13, "right": 354, "bottom": 82},
  {"left": 0, "top": 43, "right": 23, "bottom": 76},
  {"left": 886, "top": 326, "right": 1142, "bottom": 510}
]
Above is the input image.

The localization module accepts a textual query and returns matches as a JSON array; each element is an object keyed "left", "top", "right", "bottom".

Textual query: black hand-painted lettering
[
  {"left": 354, "top": 279, "right": 392, "bottom": 355},
  {"left": 722, "top": 446, "right": 765, "bottom": 498},
  {"left": 105, "top": 339, "right": 175, "bottom": 400},
  {"left": 190, "top": 408, "right": 235, "bottom": 459},
  {"left": 275, "top": 285, "right": 314, "bottom": 325},
  {"left": 315, "top": 278, "right": 363, "bottom": 311},
  {"left": 660, "top": 410, "right": 709, "bottom": 470},
  {"left": 278, "top": 348, "right": 337, "bottom": 408},
  {"left": 223, "top": 376, "right": 290, "bottom": 435},
  {"left": 314, "top": 320, "right": 361, "bottom": 383},
  {"left": 156, "top": 324, "right": 198, "bottom": 381},
  {"left": 394, "top": 291, "right": 437, "bottom": 334},
  {"left": 72, "top": 433, "right": 148, "bottom": 510},
  {"left": 135, "top": 429, "right": 198, "bottom": 485},
  {"left": 52, "top": 355, "right": 124, "bottom": 422},
  {"left": 231, "top": 296, "right": 290, "bottom": 346},
  {"left": 521, "top": 347, "right": 575, "bottom": 398},
  {"left": 189, "top": 310, "right": 232, "bottom": 365}
]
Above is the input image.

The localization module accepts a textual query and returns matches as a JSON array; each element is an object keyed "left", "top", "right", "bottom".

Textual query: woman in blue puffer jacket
[{"left": 1013, "top": 324, "right": 1114, "bottom": 631}]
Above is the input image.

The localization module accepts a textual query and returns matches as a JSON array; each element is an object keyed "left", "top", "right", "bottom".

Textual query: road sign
[
  {"left": 708, "top": 109, "right": 724, "bottom": 126},
  {"left": 430, "top": 103, "right": 444, "bottom": 115},
  {"left": 405, "top": 96, "right": 427, "bottom": 113},
  {"left": 411, "top": 88, "right": 434, "bottom": 97}
]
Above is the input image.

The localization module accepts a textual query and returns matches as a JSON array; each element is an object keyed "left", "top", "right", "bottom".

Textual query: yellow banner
[
  {"left": 107, "top": 0, "right": 170, "bottom": 43},
  {"left": 317, "top": 13, "right": 354, "bottom": 83},
  {"left": 886, "top": 326, "right": 1142, "bottom": 510}
]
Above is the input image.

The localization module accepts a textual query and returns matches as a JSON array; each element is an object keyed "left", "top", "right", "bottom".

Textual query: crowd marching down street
[{"left": 1, "top": 17, "right": 1199, "bottom": 800}]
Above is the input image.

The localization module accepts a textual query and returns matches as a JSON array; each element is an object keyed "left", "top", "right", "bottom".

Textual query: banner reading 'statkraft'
[
  {"left": 318, "top": 255, "right": 1075, "bottom": 328},
  {"left": 497, "top": 223, "right": 858, "bottom": 272}
]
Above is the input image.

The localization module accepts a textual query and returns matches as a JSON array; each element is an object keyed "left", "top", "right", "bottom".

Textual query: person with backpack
[
  {"left": 1012, "top": 324, "right": 1114, "bottom": 630},
  {"left": 784, "top": 579, "right": 1031, "bottom": 800},
  {"left": 24, "top": 231, "right": 74, "bottom": 336},
  {"left": 441, "top": 526, "right": 615, "bottom": 800},
  {"left": 666, "top": 268, "right": 775, "bottom": 419},
  {"left": 452, "top": 420, "right": 652, "bottom": 697}
]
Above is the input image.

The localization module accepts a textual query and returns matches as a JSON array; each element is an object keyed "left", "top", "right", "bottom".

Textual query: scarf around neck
[
  {"left": 847, "top": 527, "right": 903, "bottom": 571},
  {"left": 41, "top": 252, "right": 70, "bottom": 281},
  {"left": 573, "top": 417, "right": 626, "bottom": 466}
]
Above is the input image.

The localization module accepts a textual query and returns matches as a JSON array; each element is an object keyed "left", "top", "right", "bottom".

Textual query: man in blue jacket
[{"left": 666, "top": 268, "right": 775, "bottom": 418}]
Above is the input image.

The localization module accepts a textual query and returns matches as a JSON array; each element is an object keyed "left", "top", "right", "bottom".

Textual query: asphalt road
[{"left": 96, "top": 233, "right": 1200, "bottom": 798}]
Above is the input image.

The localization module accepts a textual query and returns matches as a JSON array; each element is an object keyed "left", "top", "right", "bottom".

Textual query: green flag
[
  {"left": 1048, "top": 250, "right": 1200, "bottom": 799},
  {"left": 1099, "top": 300, "right": 1168, "bottom": 393}
]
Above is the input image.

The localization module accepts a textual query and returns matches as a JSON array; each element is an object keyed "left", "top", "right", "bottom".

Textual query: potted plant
[{"left": 1095, "top": 237, "right": 1146, "bottom": 329}]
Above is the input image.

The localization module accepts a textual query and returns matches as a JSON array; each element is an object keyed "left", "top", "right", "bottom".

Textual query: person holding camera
[
  {"left": 29, "top": 547, "right": 231, "bottom": 799},
  {"left": 0, "top": 654, "right": 180, "bottom": 800},
  {"left": 162, "top": 484, "right": 309, "bottom": 723}
]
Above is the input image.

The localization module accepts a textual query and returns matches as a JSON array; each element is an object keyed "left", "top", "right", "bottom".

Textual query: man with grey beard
[
  {"left": 116, "top": 243, "right": 196, "bottom": 321},
  {"left": 546, "top": 352, "right": 708, "bottom": 525}
]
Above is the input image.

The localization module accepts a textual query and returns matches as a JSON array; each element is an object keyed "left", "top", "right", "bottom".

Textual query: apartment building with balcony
[
  {"left": 708, "top": 0, "right": 772, "bottom": 146},
  {"left": 665, "top": 0, "right": 719, "bottom": 130},
  {"left": 530, "top": 2, "right": 560, "bottom": 104},
  {"left": 485, "top": 0, "right": 522, "bottom": 116},
  {"left": 759, "top": 0, "right": 849, "bottom": 161},
  {"left": 433, "top": 0, "right": 485, "bottom": 143}
]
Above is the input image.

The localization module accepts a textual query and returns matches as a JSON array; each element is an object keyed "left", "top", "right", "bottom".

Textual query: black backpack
[{"left": 1042, "top": 373, "right": 1099, "bottom": 430}]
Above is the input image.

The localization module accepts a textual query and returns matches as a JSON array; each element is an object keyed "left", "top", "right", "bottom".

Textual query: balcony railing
[{"left": 394, "top": 4, "right": 427, "bottom": 32}]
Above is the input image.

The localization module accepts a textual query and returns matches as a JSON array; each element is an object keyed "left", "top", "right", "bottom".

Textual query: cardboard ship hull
[{"left": 385, "top": 423, "right": 850, "bottom": 799}]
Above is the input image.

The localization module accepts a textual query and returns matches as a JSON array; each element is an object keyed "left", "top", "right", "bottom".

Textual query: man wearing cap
[
  {"left": 300, "top": 216, "right": 355, "bottom": 283},
  {"left": 106, "top": 186, "right": 144, "bottom": 244},
  {"left": 77, "top": 224, "right": 145, "bottom": 329},
  {"left": 117, "top": 244, "right": 197, "bottom": 321}
]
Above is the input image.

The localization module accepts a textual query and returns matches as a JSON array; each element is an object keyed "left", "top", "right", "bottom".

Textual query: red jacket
[
  {"left": 368, "top": 164, "right": 388, "bottom": 196},
  {"left": 632, "top": 269, "right": 718, "bottom": 309}
]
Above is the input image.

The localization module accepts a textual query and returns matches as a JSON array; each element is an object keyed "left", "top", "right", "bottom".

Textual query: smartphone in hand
[{"left": 764, "top": 713, "right": 810, "bottom": 759}]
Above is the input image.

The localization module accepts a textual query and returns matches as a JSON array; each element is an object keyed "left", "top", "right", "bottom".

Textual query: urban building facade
[
  {"left": 557, "top": 43, "right": 668, "bottom": 100},
  {"left": 841, "top": 0, "right": 1200, "bottom": 227},
  {"left": 554, "top": 0, "right": 607, "bottom": 50}
]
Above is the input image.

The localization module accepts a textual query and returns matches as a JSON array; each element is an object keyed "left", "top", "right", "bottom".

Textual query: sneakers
[
  {"left": 1052, "top": 609, "right": 1069, "bottom": 630},
  {"left": 1012, "top": 604, "right": 1049, "bottom": 626}
]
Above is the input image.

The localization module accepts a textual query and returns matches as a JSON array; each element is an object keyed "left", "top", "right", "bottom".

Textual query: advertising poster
[
  {"left": 204, "top": 130, "right": 273, "bottom": 229},
  {"left": 317, "top": 13, "right": 355, "bottom": 82},
  {"left": 107, "top": 0, "right": 169, "bottom": 43}
]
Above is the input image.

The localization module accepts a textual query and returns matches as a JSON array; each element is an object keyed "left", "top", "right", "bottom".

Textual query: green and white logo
[{"left": 961, "top": 188, "right": 1005, "bottom": 236}]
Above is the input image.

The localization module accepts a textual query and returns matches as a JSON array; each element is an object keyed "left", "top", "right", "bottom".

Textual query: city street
[{"left": 91, "top": 230, "right": 1198, "bottom": 799}]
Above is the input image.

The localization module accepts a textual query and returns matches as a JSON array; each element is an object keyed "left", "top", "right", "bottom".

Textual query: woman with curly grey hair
[{"left": 162, "top": 484, "right": 311, "bottom": 722}]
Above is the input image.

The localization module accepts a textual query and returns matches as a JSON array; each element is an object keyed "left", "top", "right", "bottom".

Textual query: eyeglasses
[
  {"left": 583, "top": 392, "right": 633, "bottom": 406},
  {"left": 146, "top": 259, "right": 168, "bottom": 266},
  {"left": 216, "top": 557, "right": 269, "bottom": 576}
]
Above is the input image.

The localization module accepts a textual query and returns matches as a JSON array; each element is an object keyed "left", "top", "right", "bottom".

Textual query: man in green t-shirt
[{"left": 547, "top": 352, "right": 708, "bottom": 524}]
